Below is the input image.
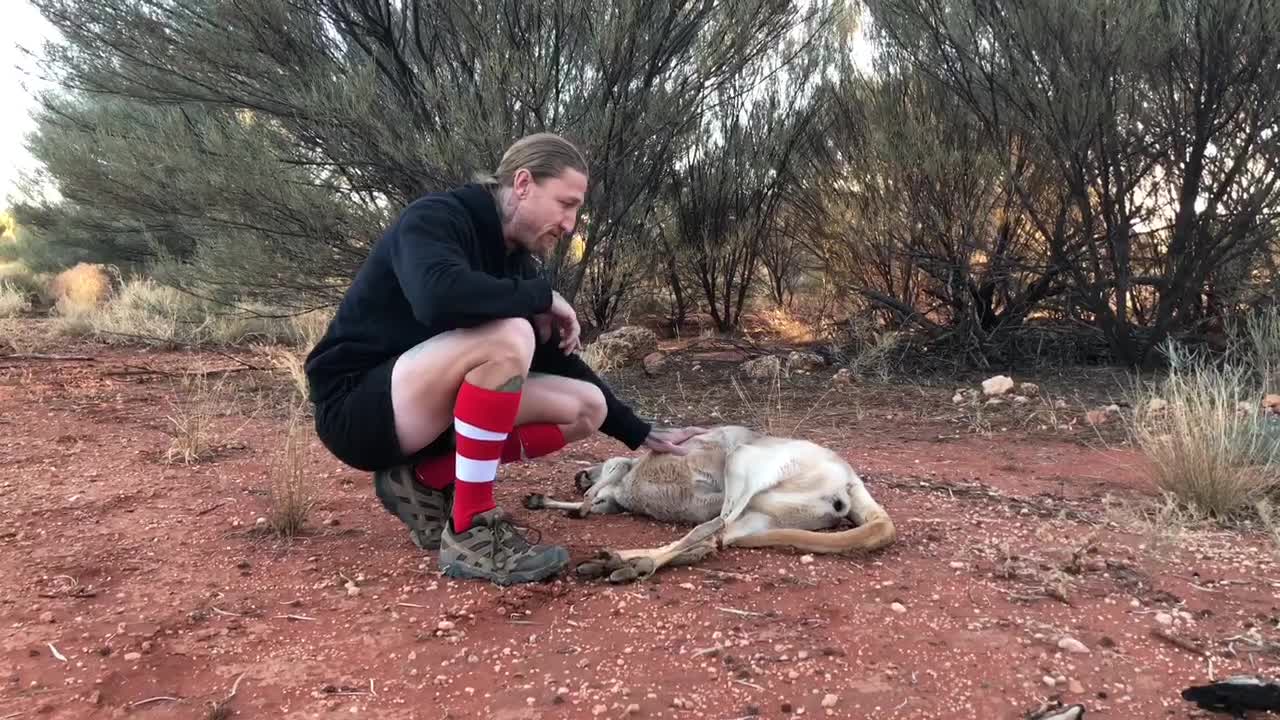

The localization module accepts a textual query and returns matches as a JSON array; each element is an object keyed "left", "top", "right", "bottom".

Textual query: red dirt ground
[{"left": 1, "top": 320, "right": 1278, "bottom": 720}]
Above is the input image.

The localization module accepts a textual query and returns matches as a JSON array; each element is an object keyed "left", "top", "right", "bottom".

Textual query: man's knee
[
  {"left": 482, "top": 318, "right": 536, "bottom": 368},
  {"left": 581, "top": 384, "right": 607, "bottom": 431}
]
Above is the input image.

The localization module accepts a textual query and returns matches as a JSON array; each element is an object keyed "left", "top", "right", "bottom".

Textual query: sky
[{"left": 1, "top": 1, "right": 59, "bottom": 206}]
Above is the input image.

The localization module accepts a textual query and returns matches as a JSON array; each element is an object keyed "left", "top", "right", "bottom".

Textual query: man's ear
[{"left": 511, "top": 168, "right": 533, "bottom": 199}]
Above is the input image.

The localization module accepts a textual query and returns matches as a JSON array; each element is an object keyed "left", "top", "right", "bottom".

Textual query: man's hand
[
  {"left": 643, "top": 426, "right": 709, "bottom": 456},
  {"left": 549, "top": 291, "right": 581, "bottom": 354}
]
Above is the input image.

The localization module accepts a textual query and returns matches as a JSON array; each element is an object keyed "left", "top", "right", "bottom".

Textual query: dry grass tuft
[
  {"left": 162, "top": 372, "right": 221, "bottom": 465},
  {"left": 0, "top": 281, "right": 30, "bottom": 318},
  {"left": 1125, "top": 341, "right": 1280, "bottom": 518},
  {"left": 266, "top": 400, "right": 319, "bottom": 538}
]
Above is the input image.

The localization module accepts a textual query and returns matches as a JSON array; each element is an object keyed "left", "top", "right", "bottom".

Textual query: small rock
[
  {"left": 323, "top": 517, "right": 340, "bottom": 527},
  {"left": 797, "top": 650, "right": 809, "bottom": 660},
  {"left": 821, "top": 694, "right": 839, "bottom": 708},
  {"left": 1017, "top": 382, "right": 1040, "bottom": 397},
  {"left": 625, "top": 704, "right": 640, "bottom": 716},
  {"left": 890, "top": 602, "right": 906, "bottom": 614},
  {"left": 437, "top": 620, "right": 455, "bottom": 632},
  {"left": 787, "top": 670, "right": 800, "bottom": 680},
  {"left": 255, "top": 517, "right": 267, "bottom": 528},
  {"left": 741, "top": 355, "right": 782, "bottom": 381},
  {"left": 1155, "top": 612, "right": 1174, "bottom": 626},
  {"left": 89, "top": 690, "right": 102, "bottom": 706},
  {"left": 346, "top": 584, "right": 361, "bottom": 597},
  {"left": 982, "top": 375, "right": 1015, "bottom": 396},
  {"left": 1069, "top": 679, "right": 1085, "bottom": 695},
  {"left": 781, "top": 702, "right": 794, "bottom": 713},
  {"left": 39, "top": 611, "right": 55, "bottom": 624},
  {"left": 745, "top": 704, "right": 761, "bottom": 716},
  {"left": 832, "top": 368, "right": 855, "bottom": 389},
  {"left": 800, "top": 555, "right": 814, "bottom": 565},
  {"left": 1057, "top": 637, "right": 1090, "bottom": 654},
  {"left": 1085, "top": 408, "right": 1113, "bottom": 426},
  {"left": 1148, "top": 397, "right": 1169, "bottom": 413},
  {"left": 642, "top": 352, "right": 668, "bottom": 376},
  {"left": 1013, "top": 395, "right": 1030, "bottom": 404},
  {"left": 235, "top": 559, "right": 251, "bottom": 570},
  {"left": 1043, "top": 675, "right": 1056, "bottom": 688},
  {"left": 592, "top": 705, "right": 608, "bottom": 717},
  {"left": 948, "top": 561, "right": 966, "bottom": 570},
  {"left": 952, "top": 392, "right": 966, "bottom": 404},
  {"left": 123, "top": 652, "right": 141, "bottom": 662},
  {"left": 1264, "top": 394, "right": 1280, "bottom": 415}
]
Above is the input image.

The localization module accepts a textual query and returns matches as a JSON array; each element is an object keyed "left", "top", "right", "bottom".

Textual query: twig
[
  {"left": 0, "top": 353, "right": 97, "bottom": 361},
  {"left": 733, "top": 679, "right": 764, "bottom": 691},
  {"left": 211, "top": 607, "right": 243, "bottom": 618},
  {"left": 196, "top": 502, "right": 226, "bottom": 516},
  {"left": 691, "top": 567, "right": 754, "bottom": 581},
  {"left": 1151, "top": 628, "right": 1207, "bottom": 656},
  {"left": 717, "top": 606, "right": 765, "bottom": 617},
  {"left": 396, "top": 602, "right": 425, "bottom": 609},
  {"left": 129, "top": 696, "right": 180, "bottom": 708},
  {"left": 369, "top": 679, "right": 376, "bottom": 697},
  {"left": 274, "top": 614, "right": 316, "bottom": 621},
  {"left": 691, "top": 645, "right": 723, "bottom": 657},
  {"left": 48, "top": 643, "right": 66, "bottom": 662}
]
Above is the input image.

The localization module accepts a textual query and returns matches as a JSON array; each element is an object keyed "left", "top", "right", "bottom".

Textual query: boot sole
[{"left": 440, "top": 546, "right": 571, "bottom": 586}]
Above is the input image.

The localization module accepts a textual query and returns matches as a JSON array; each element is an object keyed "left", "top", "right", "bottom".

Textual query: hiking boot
[
  {"left": 439, "top": 508, "right": 569, "bottom": 586},
  {"left": 373, "top": 465, "right": 452, "bottom": 550}
]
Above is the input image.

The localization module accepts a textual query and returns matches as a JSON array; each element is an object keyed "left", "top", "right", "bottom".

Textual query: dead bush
[{"left": 49, "top": 263, "right": 114, "bottom": 313}]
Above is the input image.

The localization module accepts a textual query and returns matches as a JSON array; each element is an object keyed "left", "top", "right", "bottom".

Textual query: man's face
[{"left": 510, "top": 168, "right": 587, "bottom": 254}]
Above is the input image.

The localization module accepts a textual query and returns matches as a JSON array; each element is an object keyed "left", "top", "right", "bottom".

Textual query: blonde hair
[{"left": 476, "top": 132, "right": 588, "bottom": 188}]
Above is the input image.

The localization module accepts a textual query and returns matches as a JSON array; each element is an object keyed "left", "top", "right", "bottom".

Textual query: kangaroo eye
[{"left": 832, "top": 499, "right": 846, "bottom": 513}]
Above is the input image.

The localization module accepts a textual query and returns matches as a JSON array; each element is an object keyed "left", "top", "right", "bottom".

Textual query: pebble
[
  {"left": 787, "top": 670, "right": 800, "bottom": 680},
  {"left": 797, "top": 650, "right": 810, "bottom": 660},
  {"left": 800, "top": 555, "right": 814, "bottom": 565},
  {"left": 38, "top": 611, "right": 54, "bottom": 624},
  {"left": 890, "top": 602, "right": 906, "bottom": 614},
  {"left": 1155, "top": 612, "right": 1174, "bottom": 626},
  {"left": 821, "top": 694, "right": 839, "bottom": 708},
  {"left": 1042, "top": 675, "right": 1056, "bottom": 688},
  {"left": 1057, "top": 637, "right": 1090, "bottom": 654},
  {"left": 255, "top": 517, "right": 267, "bottom": 527},
  {"left": 346, "top": 585, "right": 361, "bottom": 597},
  {"left": 949, "top": 561, "right": 966, "bottom": 569},
  {"left": 592, "top": 704, "right": 608, "bottom": 716},
  {"left": 123, "top": 652, "right": 141, "bottom": 662},
  {"left": 437, "top": 620, "right": 455, "bottom": 632},
  {"left": 625, "top": 704, "right": 640, "bottom": 715},
  {"left": 1069, "top": 679, "right": 1085, "bottom": 694}
]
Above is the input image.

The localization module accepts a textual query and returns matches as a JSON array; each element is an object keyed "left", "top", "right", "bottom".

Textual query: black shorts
[{"left": 312, "top": 355, "right": 454, "bottom": 472}]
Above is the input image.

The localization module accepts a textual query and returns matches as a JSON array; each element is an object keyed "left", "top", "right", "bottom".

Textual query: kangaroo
[{"left": 523, "top": 425, "right": 895, "bottom": 583}]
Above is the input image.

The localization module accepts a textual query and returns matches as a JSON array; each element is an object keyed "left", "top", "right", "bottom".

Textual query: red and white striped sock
[
  {"left": 450, "top": 381, "right": 523, "bottom": 532},
  {"left": 414, "top": 424, "right": 567, "bottom": 491}
]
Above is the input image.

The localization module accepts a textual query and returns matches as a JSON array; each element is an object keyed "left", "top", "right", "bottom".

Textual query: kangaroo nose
[{"left": 575, "top": 470, "right": 592, "bottom": 493}]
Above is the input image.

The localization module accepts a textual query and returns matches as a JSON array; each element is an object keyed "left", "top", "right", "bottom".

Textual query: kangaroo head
[{"left": 575, "top": 456, "right": 636, "bottom": 494}]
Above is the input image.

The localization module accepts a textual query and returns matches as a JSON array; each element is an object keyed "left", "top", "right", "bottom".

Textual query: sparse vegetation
[
  {"left": 54, "top": 276, "right": 318, "bottom": 350},
  {"left": 0, "top": 282, "right": 30, "bottom": 318},
  {"left": 1127, "top": 341, "right": 1280, "bottom": 519},
  {"left": 265, "top": 400, "right": 318, "bottom": 538},
  {"left": 162, "top": 372, "right": 220, "bottom": 465}
]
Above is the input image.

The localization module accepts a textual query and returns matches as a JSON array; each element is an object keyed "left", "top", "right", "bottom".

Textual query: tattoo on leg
[{"left": 496, "top": 375, "right": 525, "bottom": 392}]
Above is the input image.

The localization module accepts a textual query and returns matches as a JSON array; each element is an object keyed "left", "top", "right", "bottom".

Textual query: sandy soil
[{"left": 1, "top": 319, "right": 1277, "bottom": 720}]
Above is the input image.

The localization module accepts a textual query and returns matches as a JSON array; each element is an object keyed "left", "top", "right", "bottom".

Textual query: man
[{"left": 305, "top": 132, "right": 702, "bottom": 586}]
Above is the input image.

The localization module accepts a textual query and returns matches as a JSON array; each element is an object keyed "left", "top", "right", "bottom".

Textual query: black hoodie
[{"left": 304, "top": 183, "right": 652, "bottom": 450}]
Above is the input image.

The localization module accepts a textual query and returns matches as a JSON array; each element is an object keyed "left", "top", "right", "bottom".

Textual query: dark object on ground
[{"left": 1182, "top": 676, "right": 1280, "bottom": 717}]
